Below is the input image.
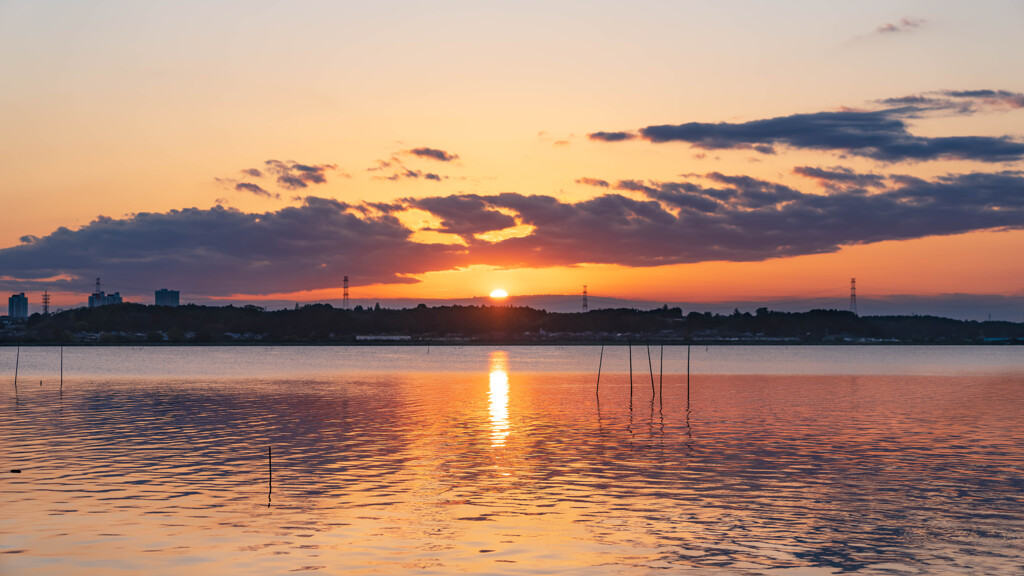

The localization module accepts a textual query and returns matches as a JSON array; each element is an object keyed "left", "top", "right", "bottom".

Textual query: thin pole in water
[
  {"left": 268, "top": 446, "right": 272, "bottom": 507},
  {"left": 646, "top": 343, "right": 654, "bottom": 396},
  {"left": 628, "top": 340, "right": 633, "bottom": 399},
  {"left": 659, "top": 345, "right": 664, "bottom": 397},
  {"left": 60, "top": 346, "right": 63, "bottom": 393},
  {"left": 686, "top": 344, "right": 691, "bottom": 402},
  {"left": 596, "top": 343, "right": 604, "bottom": 394},
  {"left": 13, "top": 345, "right": 19, "bottom": 394}
]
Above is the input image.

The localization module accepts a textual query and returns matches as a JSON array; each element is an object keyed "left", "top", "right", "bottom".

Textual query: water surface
[{"left": 1, "top": 346, "right": 1022, "bottom": 574}]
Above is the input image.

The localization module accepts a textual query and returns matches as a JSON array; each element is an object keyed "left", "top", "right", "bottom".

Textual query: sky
[{"left": 1, "top": 0, "right": 1023, "bottom": 319}]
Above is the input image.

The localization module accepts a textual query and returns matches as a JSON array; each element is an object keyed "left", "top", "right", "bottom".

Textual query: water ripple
[{"left": 1, "top": 348, "right": 1022, "bottom": 575}]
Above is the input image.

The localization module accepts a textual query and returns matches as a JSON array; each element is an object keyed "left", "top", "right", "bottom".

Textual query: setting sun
[{"left": 489, "top": 289, "right": 508, "bottom": 298}]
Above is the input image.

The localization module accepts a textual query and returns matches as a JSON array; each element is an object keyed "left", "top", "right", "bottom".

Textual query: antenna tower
[
  {"left": 95, "top": 277, "right": 102, "bottom": 294},
  {"left": 343, "top": 276, "right": 350, "bottom": 310},
  {"left": 42, "top": 290, "right": 50, "bottom": 315},
  {"left": 850, "top": 278, "right": 858, "bottom": 315},
  {"left": 582, "top": 285, "right": 588, "bottom": 313}
]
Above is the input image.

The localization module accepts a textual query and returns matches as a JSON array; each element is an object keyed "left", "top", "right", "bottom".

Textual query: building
[
  {"left": 155, "top": 289, "right": 180, "bottom": 307},
  {"left": 8, "top": 293, "right": 28, "bottom": 319},
  {"left": 88, "top": 290, "right": 123, "bottom": 308}
]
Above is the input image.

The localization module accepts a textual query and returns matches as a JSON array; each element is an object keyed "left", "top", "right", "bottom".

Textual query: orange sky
[{"left": 1, "top": 1, "right": 1023, "bottom": 314}]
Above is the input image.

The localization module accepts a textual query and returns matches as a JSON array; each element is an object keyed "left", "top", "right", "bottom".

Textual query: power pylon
[
  {"left": 42, "top": 290, "right": 50, "bottom": 315},
  {"left": 582, "top": 285, "right": 588, "bottom": 313},
  {"left": 343, "top": 276, "right": 350, "bottom": 310},
  {"left": 850, "top": 278, "right": 858, "bottom": 315}
]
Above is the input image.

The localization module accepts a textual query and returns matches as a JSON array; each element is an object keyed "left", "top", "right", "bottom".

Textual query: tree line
[{"left": 2, "top": 303, "right": 1022, "bottom": 344}]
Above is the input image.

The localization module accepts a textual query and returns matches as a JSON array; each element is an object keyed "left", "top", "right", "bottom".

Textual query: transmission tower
[
  {"left": 582, "top": 285, "right": 588, "bottom": 312},
  {"left": 343, "top": 276, "right": 350, "bottom": 310},
  {"left": 850, "top": 278, "right": 858, "bottom": 315},
  {"left": 95, "top": 277, "right": 102, "bottom": 294},
  {"left": 42, "top": 290, "right": 50, "bottom": 315}
]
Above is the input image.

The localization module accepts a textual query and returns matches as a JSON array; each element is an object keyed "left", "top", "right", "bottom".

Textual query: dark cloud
[
  {"left": 369, "top": 152, "right": 449, "bottom": 182},
  {"left": 876, "top": 17, "right": 925, "bottom": 34},
  {"left": 378, "top": 168, "right": 445, "bottom": 182},
  {"left": 878, "top": 89, "right": 1024, "bottom": 114},
  {"left": 412, "top": 171, "right": 1024, "bottom": 268},
  {"left": 4, "top": 170, "right": 1023, "bottom": 296},
  {"left": 234, "top": 182, "right": 278, "bottom": 199},
  {"left": 588, "top": 131, "right": 636, "bottom": 142},
  {"left": 264, "top": 159, "right": 338, "bottom": 189},
  {"left": 622, "top": 107, "right": 1024, "bottom": 163},
  {"left": 0, "top": 198, "right": 466, "bottom": 296},
  {"left": 407, "top": 147, "right": 459, "bottom": 162},
  {"left": 576, "top": 177, "right": 610, "bottom": 188},
  {"left": 406, "top": 194, "right": 517, "bottom": 239},
  {"left": 241, "top": 168, "right": 263, "bottom": 178},
  {"left": 592, "top": 91, "right": 1024, "bottom": 163},
  {"left": 793, "top": 166, "right": 887, "bottom": 190}
]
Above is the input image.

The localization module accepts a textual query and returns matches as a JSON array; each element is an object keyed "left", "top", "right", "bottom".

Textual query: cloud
[
  {"left": 381, "top": 169, "right": 445, "bottom": 182},
  {"left": 234, "top": 182, "right": 278, "bottom": 199},
  {"left": 576, "top": 177, "right": 610, "bottom": 188},
  {"left": 215, "top": 177, "right": 279, "bottom": 199},
  {"left": 411, "top": 171, "right": 1024, "bottom": 268},
  {"left": 367, "top": 159, "right": 393, "bottom": 172},
  {"left": 4, "top": 171, "right": 1024, "bottom": 296},
  {"left": 406, "top": 194, "right": 518, "bottom": 239},
  {"left": 264, "top": 160, "right": 339, "bottom": 189},
  {"left": 0, "top": 198, "right": 466, "bottom": 296},
  {"left": 593, "top": 93, "right": 1024, "bottom": 163},
  {"left": 588, "top": 131, "right": 636, "bottom": 142},
  {"left": 879, "top": 89, "right": 1024, "bottom": 114},
  {"left": 241, "top": 168, "right": 263, "bottom": 178},
  {"left": 876, "top": 17, "right": 925, "bottom": 35},
  {"left": 369, "top": 152, "right": 450, "bottom": 182},
  {"left": 793, "top": 166, "right": 887, "bottom": 190},
  {"left": 407, "top": 147, "right": 459, "bottom": 162}
]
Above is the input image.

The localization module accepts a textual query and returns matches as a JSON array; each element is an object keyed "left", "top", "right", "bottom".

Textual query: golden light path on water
[{"left": 488, "top": 350, "right": 510, "bottom": 447}]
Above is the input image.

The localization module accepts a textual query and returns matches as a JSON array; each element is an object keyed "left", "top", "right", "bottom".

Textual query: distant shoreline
[
  {"left": 4, "top": 303, "right": 1022, "bottom": 346},
  {"left": 1, "top": 340, "right": 1021, "bottom": 347}
]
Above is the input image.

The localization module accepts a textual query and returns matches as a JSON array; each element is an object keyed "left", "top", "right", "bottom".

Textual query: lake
[{"left": 1, "top": 345, "right": 1022, "bottom": 575}]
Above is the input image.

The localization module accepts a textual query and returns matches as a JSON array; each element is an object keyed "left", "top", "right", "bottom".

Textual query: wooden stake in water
[
  {"left": 595, "top": 343, "right": 604, "bottom": 394},
  {"left": 687, "top": 344, "right": 691, "bottom": 402},
  {"left": 628, "top": 340, "right": 633, "bottom": 399},
  {"left": 268, "top": 446, "right": 273, "bottom": 507},
  {"left": 659, "top": 345, "right": 664, "bottom": 397},
  {"left": 60, "top": 346, "right": 63, "bottom": 393},
  {"left": 646, "top": 343, "right": 654, "bottom": 396},
  {"left": 13, "top": 345, "right": 19, "bottom": 394}
]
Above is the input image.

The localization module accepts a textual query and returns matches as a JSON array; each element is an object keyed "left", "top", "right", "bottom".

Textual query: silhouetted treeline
[{"left": 3, "top": 303, "right": 1023, "bottom": 344}]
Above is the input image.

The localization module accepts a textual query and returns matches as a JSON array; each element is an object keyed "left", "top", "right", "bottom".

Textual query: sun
[{"left": 489, "top": 289, "right": 508, "bottom": 298}]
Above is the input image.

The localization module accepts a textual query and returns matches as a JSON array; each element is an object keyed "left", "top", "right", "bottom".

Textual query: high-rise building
[
  {"left": 8, "top": 293, "right": 28, "bottom": 319},
  {"left": 155, "top": 289, "right": 180, "bottom": 307},
  {"left": 89, "top": 290, "right": 123, "bottom": 307}
]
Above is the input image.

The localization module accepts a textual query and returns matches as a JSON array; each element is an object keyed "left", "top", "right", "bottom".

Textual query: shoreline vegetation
[{"left": 1, "top": 303, "right": 1022, "bottom": 345}]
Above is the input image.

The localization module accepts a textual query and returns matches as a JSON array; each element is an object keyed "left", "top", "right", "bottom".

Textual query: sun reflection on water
[{"left": 488, "top": 351, "right": 510, "bottom": 447}]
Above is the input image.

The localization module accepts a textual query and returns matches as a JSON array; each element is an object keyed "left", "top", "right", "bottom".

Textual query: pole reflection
[{"left": 488, "top": 351, "right": 510, "bottom": 447}]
